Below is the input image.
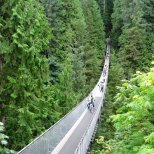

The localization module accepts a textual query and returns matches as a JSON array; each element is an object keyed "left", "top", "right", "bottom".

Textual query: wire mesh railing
[
  {"left": 74, "top": 50, "right": 110, "bottom": 153},
  {"left": 18, "top": 97, "right": 88, "bottom": 154}
]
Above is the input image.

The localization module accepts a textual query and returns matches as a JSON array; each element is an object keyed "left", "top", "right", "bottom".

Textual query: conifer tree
[
  {"left": 67, "top": 0, "right": 87, "bottom": 97},
  {"left": 96, "top": 0, "right": 113, "bottom": 35},
  {"left": 81, "top": 0, "right": 105, "bottom": 88},
  {"left": 0, "top": 0, "right": 106, "bottom": 150},
  {"left": 0, "top": 0, "right": 52, "bottom": 150},
  {"left": 118, "top": 0, "right": 149, "bottom": 77},
  {"left": 41, "top": 0, "right": 87, "bottom": 111},
  {"left": 92, "top": 0, "right": 154, "bottom": 153},
  {"left": 112, "top": 0, "right": 154, "bottom": 76},
  {"left": 142, "top": 0, "right": 154, "bottom": 66},
  {"left": 42, "top": 0, "right": 105, "bottom": 103}
]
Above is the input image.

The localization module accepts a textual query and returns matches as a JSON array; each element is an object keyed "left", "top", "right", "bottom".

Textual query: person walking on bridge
[
  {"left": 103, "top": 65, "right": 107, "bottom": 77},
  {"left": 106, "top": 37, "right": 110, "bottom": 53},
  {"left": 87, "top": 94, "right": 95, "bottom": 110},
  {"left": 98, "top": 79, "right": 105, "bottom": 92},
  {"left": 106, "top": 49, "right": 110, "bottom": 59}
]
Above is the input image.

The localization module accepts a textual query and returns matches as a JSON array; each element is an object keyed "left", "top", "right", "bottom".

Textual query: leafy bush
[
  {"left": 92, "top": 64, "right": 154, "bottom": 154},
  {"left": 0, "top": 122, "right": 16, "bottom": 154}
]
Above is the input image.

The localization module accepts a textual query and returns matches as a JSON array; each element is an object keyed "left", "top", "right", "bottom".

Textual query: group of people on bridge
[{"left": 87, "top": 37, "right": 110, "bottom": 112}]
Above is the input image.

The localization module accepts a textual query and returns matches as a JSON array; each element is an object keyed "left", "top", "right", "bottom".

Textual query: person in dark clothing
[
  {"left": 106, "top": 51, "right": 110, "bottom": 58},
  {"left": 105, "top": 48, "right": 110, "bottom": 59},
  {"left": 103, "top": 65, "right": 107, "bottom": 77},
  {"left": 87, "top": 94, "right": 95, "bottom": 110},
  {"left": 98, "top": 79, "right": 105, "bottom": 92}
]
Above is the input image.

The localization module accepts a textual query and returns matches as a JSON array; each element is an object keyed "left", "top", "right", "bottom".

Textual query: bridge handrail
[
  {"left": 74, "top": 44, "right": 110, "bottom": 153},
  {"left": 18, "top": 97, "right": 90, "bottom": 153}
]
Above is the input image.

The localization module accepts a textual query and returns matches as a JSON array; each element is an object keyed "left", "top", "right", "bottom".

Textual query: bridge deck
[{"left": 58, "top": 97, "right": 100, "bottom": 154}]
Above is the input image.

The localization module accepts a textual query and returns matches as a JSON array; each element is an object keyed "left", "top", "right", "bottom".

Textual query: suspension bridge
[{"left": 17, "top": 43, "right": 110, "bottom": 154}]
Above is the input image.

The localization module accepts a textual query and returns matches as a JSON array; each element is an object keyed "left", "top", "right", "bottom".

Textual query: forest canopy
[
  {"left": 0, "top": 0, "right": 154, "bottom": 153},
  {"left": 92, "top": 0, "right": 154, "bottom": 153},
  {"left": 0, "top": 0, "right": 105, "bottom": 152}
]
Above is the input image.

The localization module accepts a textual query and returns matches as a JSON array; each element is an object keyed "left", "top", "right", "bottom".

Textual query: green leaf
[
  {"left": 10, "top": 92, "right": 17, "bottom": 99},
  {"left": 7, "top": 76, "right": 16, "bottom": 84}
]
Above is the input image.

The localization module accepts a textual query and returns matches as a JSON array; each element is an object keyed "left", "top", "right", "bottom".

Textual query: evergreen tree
[
  {"left": 41, "top": 0, "right": 70, "bottom": 83},
  {"left": 118, "top": 0, "right": 146, "bottom": 77},
  {"left": 112, "top": 0, "right": 154, "bottom": 76},
  {"left": 42, "top": 0, "right": 106, "bottom": 105},
  {"left": 41, "top": 0, "right": 88, "bottom": 113},
  {"left": 96, "top": 0, "right": 113, "bottom": 35},
  {"left": 0, "top": 0, "right": 54, "bottom": 150},
  {"left": 142, "top": 0, "right": 154, "bottom": 67},
  {"left": 67, "top": 0, "right": 87, "bottom": 98},
  {"left": 0, "top": 0, "right": 106, "bottom": 150},
  {"left": 111, "top": 0, "right": 124, "bottom": 48},
  {"left": 92, "top": 0, "right": 154, "bottom": 153},
  {"left": 81, "top": 0, "right": 105, "bottom": 88}
]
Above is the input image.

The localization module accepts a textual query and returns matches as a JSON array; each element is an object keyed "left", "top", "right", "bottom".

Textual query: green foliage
[
  {"left": 91, "top": 52, "right": 125, "bottom": 152},
  {"left": 111, "top": 0, "right": 125, "bottom": 48},
  {"left": 111, "top": 66, "right": 154, "bottom": 153},
  {"left": 92, "top": 0, "right": 154, "bottom": 153},
  {"left": 117, "top": 1, "right": 147, "bottom": 77},
  {"left": 41, "top": 0, "right": 87, "bottom": 114},
  {"left": 0, "top": 122, "right": 16, "bottom": 154},
  {"left": 41, "top": 0, "right": 105, "bottom": 114},
  {"left": 96, "top": 0, "right": 113, "bottom": 35},
  {"left": 93, "top": 65, "right": 154, "bottom": 154},
  {"left": 54, "top": 55, "right": 77, "bottom": 114},
  {"left": 118, "top": 26, "right": 146, "bottom": 77},
  {"left": 0, "top": 0, "right": 106, "bottom": 151},
  {"left": 81, "top": 0, "right": 105, "bottom": 88},
  {"left": 111, "top": 0, "right": 154, "bottom": 77},
  {"left": 91, "top": 136, "right": 111, "bottom": 154},
  {"left": 0, "top": 0, "right": 56, "bottom": 150}
]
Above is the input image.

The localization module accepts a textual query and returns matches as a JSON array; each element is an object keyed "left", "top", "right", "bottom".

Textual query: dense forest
[
  {"left": 0, "top": 0, "right": 105, "bottom": 153},
  {"left": 0, "top": 0, "right": 154, "bottom": 153},
  {"left": 91, "top": 0, "right": 154, "bottom": 154}
]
